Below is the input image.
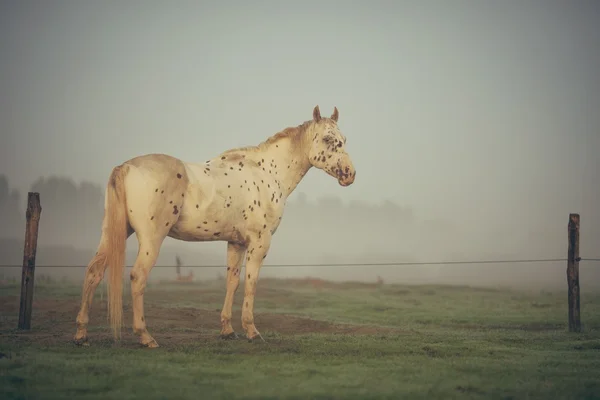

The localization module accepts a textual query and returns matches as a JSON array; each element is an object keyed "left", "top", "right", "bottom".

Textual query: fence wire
[{"left": 0, "top": 257, "right": 599, "bottom": 269}]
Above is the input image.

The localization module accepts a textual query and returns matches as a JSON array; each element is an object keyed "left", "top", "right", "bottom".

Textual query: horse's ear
[
  {"left": 313, "top": 105, "right": 321, "bottom": 122},
  {"left": 331, "top": 107, "right": 339, "bottom": 122}
]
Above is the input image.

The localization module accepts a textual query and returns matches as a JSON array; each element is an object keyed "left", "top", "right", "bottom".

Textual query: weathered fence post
[
  {"left": 18, "top": 192, "right": 42, "bottom": 330},
  {"left": 567, "top": 213, "right": 581, "bottom": 332}
]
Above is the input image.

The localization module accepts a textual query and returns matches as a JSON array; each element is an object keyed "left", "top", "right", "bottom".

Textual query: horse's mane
[{"left": 221, "top": 120, "right": 313, "bottom": 155}]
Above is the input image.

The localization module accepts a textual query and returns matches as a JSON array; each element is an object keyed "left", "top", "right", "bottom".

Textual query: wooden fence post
[
  {"left": 567, "top": 213, "right": 581, "bottom": 332},
  {"left": 18, "top": 192, "right": 42, "bottom": 330}
]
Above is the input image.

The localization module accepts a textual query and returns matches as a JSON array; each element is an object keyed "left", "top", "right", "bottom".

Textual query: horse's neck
[{"left": 253, "top": 137, "right": 312, "bottom": 199}]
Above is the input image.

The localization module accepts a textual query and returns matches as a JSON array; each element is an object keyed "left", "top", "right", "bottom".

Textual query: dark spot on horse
[
  {"left": 246, "top": 302, "right": 249, "bottom": 307},
  {"left": 263, "top": 224, "right": 267, "bottom": 229},
  {"left": 150, "top": 216, "right": 154, "bottom": 220},
  {"left": 146, "top": 251, "right": 149, "bottom": 256},
  {"left": 196, "top": 204, "right": 199, "bottom": 209},
  {"left": 173, "top": 205, "right": 179, "bottom": 215},
  {"left": 177, "top": 173, "right": 182, "bottom": 179},
  {"left": 169, "top": 200, "right": 173, "bottom": 204},
  {"left": 161, "top": 190, "right": 164, "bottom": 194},
  {"left": 155, "top": 188, "right": 158, "bottom": 192},
  {"left": 214, "top": 232, "right": 221, "bottom": 236},
  {"left": 228, "top": 185, "right": 230, "bottom": 188},
  {"left": 129, "top": 209, "right": 132, "bottom": 213},
  {"left": 166, "top": 222, "right": 169, "bottom": 226},
  {"left": 227, "top": 267, "right": 230, "bottom": 270},
  {"left": 203, "top": 221, "right": 207, "bottom": 224},
  {"left": 248, "top": 274, "right": 250, "bottom": 278}
]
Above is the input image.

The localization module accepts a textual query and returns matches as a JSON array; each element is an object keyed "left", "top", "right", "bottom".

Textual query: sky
[{"left": 1, "top": 0, "right": 599, "bottom": 244}]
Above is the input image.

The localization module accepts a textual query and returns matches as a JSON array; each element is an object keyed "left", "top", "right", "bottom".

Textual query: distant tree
[
  {"left": 30, "top": 176, "right": 104, "bottom": 248},
  {"left": 0, "top": 174, "right": 23, "bottom": 239}
]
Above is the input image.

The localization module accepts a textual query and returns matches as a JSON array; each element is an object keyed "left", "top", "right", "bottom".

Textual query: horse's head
[{"left": 307, "top": 105, "right": 356, "bottom": 187}]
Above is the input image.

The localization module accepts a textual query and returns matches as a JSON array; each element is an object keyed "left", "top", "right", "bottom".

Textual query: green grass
[{"left": 1, "top": 279, "right": 600, "bottom": 400}]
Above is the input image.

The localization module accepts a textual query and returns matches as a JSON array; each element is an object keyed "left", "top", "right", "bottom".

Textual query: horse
[{"left": 73, "top": 105, "right": 356, "bottom": 348}]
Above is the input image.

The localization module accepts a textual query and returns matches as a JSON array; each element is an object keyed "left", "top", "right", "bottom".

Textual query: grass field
[{"left": 1, "top": 277, "right": 600, "bottom": 399}]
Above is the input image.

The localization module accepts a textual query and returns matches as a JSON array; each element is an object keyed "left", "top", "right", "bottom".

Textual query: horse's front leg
[
  {"left": 220, "top": 242, "right": 247, "bottom": 339},
  {"left": 241, "top": 233, "right": 271, "bottom": 341}
]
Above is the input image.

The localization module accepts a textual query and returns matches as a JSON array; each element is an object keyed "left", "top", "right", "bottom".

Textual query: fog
[{"left": 1, "top": 1, "right": 599, "bottom": 290}]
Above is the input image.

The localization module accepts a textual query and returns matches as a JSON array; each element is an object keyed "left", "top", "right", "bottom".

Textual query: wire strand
[{"left": 1, "top": 257, "right": 598, "bottom": 269}]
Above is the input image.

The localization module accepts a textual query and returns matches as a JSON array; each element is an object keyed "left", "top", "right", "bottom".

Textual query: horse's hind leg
[
  {"left": 130, "top": 233, "right": 163, "bottom": 348},
  {"left": 74, "top": 248, "right": 108, "bottom": 346},
  {"left": 220, "top": 242, "right": 247, "bottom": 339},
  {"left": 74, "top": 225, "right": 133, "bottom": 346}
]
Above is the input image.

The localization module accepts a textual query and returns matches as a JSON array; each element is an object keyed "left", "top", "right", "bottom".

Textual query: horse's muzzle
[{"left": 337, "top": 165, "right": 356, "bottom": 187}]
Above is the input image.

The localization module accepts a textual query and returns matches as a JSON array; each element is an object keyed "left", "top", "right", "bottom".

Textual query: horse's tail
[{"left": 103, "top": 164, "right": 129, "bottom": 340}]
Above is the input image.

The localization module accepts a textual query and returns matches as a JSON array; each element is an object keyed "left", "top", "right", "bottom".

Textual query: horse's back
[{"left": 125, "top": 153, "right": 187, "bottom": 175}]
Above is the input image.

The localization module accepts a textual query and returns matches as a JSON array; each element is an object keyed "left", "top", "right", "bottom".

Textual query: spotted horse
[{"left": 73, "top": 105, "right": 356, "bottom": 348}]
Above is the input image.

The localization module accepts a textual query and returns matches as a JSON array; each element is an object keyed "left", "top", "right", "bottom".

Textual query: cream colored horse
[{"left": 74, "top": 105, "right": 356, "bottom": 348}]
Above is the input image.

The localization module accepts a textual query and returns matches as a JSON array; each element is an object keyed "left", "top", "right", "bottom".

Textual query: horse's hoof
[
  {"left": 220, "top": 332, "right": 238, "bottom": 340},
  {"left": 247, "top": 332, "right": 265, "bottom": 343},
  {"left": 141, "top": 339, "right": 159, "bottom": 348},
  {"left": 73, "top": 337, "right": 89, "bottom": 347}
]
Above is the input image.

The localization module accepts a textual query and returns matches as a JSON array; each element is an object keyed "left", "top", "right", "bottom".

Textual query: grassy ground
[{"left": 1, "top": 278, "right": 600, "bottom": 399}]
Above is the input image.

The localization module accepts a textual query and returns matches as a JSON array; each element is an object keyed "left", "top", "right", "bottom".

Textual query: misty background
[{"left": 1, "top": 1, "right": 598, "bottom": 289}]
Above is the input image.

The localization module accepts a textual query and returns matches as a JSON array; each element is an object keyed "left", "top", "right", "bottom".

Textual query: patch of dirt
[{"left": 0, "top": 295, "right": 398, "bottom": 349}]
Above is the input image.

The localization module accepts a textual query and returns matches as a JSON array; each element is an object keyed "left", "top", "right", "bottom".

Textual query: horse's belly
[{"left": 168, "top": 199, "right": 236, "bottom": 242}]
